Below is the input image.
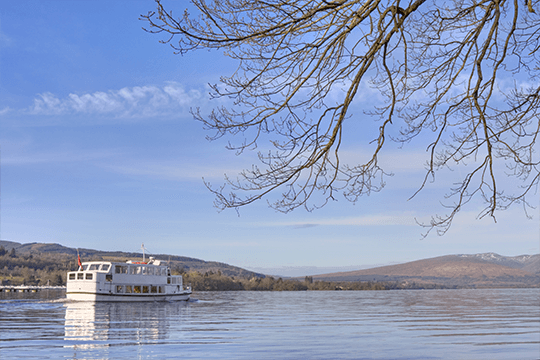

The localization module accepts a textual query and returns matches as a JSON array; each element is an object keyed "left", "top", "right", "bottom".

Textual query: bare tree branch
[{"left": 142, "top": 0, "right": 540, "bottom": 235}]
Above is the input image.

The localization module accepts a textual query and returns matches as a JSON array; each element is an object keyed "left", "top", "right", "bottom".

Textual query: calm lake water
[{"left": 0, "top": 289, "right": 538, "bottom": 359}]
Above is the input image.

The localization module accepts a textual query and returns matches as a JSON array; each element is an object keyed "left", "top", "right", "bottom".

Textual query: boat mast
[{"left": 141, "top": 243, "right": 147, "bottom": 263}]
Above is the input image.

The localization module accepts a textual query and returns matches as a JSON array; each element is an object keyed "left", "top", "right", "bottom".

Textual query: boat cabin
[{"left": 66, "top": 257, "right": 189, "bottom": 301}]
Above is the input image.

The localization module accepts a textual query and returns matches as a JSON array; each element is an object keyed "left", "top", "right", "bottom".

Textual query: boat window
[
  {"left": 142, "top": 286, "right": 149, "bottom": 293},
  {"left": 134, "top": 286, "right": 141, "bottom": 293},
  {"left": 162, "top": 268, "right": 167, "bottom": 276},
  {"left": 158, "top": 286, "right": 164, "bottom": 293},
  {"left": 86, "top": 273, "right": 93, "bottom": 280},
  {"left": 129, "top": 266, "right": 136, "bottom": 275},
  {"left": 115, "top": 265, "right": 128, "bottom": 274},
  {"left": 147, "top": 267, "right": 154, "bottom": 276},
  {"left": 69, "top": 273, "right": 76, "bottom": 280},
  {"left": 136, "top": 266, "right": 142, "bottom": 275},
  {"left": 151, "top": 286, "right": 157, "bottom": 293},
  {"left": 77, "top": 273, "right": 84, "bottom": 280},
  {"left": 106, "top": 274, "right": 113, "bottom": 282},
  {"left": 89, "top": 264, "right": 100, "bottom": 271},
  {"left": 126, "top": 285, "right": 132, "bottom": 293},
  {"left": 81, "top": 264, "right": 88, "bottom": 271},
  {"left": 101, "top": 264, "right": 110, "bottom": 272},
  {"left": 116, "top": 285, "right": 123, "bottom": 293},
  {"left": 167, "top": 277, "right": 171, "bottom": 284}
]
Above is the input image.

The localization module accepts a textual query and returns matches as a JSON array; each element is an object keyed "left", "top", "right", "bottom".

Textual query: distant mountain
[
  {"left": 0, "top": 240, "right": 22, "bottom": 251},
  {"left": 0, "top": 240, "right": 264, "bottom": 279},
  {"left": 308, "top": 253, "right": 540, "bottom": 288},
  {"left": 250, "top": 264, "right": 390, "bottom": 277},
  {"left": 455, "top": 253, "right": 540, "bottom": 274}
]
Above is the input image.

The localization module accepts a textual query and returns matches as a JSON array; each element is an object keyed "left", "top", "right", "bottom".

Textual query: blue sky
[{"left": 1, "top": 1, "right": 538, "bottom": 276}]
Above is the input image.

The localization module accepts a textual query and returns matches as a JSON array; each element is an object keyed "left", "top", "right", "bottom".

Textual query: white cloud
[
  {"left": 3, "top": 148, "right": 122, "bottom": 165},
  {"left": 103, "top": 160, "right": 244, "bottom": 182},
  {"left": 0, "top": 26, "right": 12, "bottom": 48},
  {"left": 27, "top": 82, "right": 206, "bottom": 118},
  {"left": 268, "top": 213, "right": 417, "bottom": 227}
]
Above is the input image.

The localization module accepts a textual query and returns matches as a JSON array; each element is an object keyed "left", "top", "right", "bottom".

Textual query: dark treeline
[
  {"left": 0, "top": 247, "right": 73, "bottom": 286},
  {"left": 179, "top": 270, "right": 455, "bottom": 291}
]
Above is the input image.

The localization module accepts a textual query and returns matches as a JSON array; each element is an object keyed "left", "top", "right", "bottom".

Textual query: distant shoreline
[{"left": 1, "top": 241, "right": 538, "bottom": 290}]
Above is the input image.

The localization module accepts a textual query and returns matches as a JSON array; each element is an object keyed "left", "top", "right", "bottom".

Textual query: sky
[{"left": 0, "top": 1, "right": 538, "bottom": 277}]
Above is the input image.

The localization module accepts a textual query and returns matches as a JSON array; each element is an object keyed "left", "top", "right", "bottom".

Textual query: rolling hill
[
  {"left": 0, "top": 240, "right": 264, "bottom": 279},
  {"left": 308, "top": 253, "right": 540, "bottom": 287}
]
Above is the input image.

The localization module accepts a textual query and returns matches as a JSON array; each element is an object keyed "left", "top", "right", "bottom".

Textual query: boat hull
[{"left": 66, "top": 291, "right": 191, "bottom": 302}]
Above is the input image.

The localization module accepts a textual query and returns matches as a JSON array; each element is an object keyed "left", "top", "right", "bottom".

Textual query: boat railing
[{"left": 0, "top": 285, "right": 66, "bottom": 292}]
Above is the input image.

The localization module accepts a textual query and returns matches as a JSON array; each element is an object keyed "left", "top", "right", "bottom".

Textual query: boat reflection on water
[{"left": 64, "top": 300, "right": 191, "bottom": 352}]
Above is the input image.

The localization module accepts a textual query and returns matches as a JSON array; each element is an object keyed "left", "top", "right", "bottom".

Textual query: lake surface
[{"left": 0, "top": 289, "right": 538, "bottom": 359}]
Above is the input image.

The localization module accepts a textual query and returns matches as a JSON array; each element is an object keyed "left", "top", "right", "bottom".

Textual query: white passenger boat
[{"left": 66, "top": 256, "right": 191, "bottom": 302}]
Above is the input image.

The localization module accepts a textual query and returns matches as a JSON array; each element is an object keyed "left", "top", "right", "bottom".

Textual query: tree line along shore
[
  {"left": 0, "top": 247, "right": 456, "bottom": 291},
  {"left": 179, "top": 270, "right": 455, "bottom": 291}
]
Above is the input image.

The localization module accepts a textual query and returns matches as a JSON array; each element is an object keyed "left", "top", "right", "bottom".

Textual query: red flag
[{"left": 77, "top": 250, "right": 82, "bottom": 269}]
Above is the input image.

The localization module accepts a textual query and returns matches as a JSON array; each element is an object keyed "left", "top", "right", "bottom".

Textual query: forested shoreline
[
  {"left": 0, "top": 246, "right": 454, "bottom": 290},
  {"left": 0, "top": 247, "right": 70, "bottom": 286},
  {"left": 180, "top": 270, "right": 454, "bottom": 291},
  {"left": 4, "top": 246, "right": 531, "bottom": 291}
]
